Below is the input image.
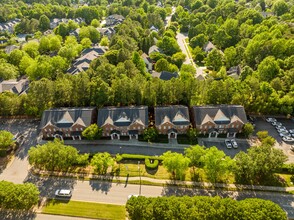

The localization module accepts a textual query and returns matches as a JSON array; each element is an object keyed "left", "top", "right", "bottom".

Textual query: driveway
[
  {"left": 176, "top": 32, "right": 194, "bottom": 66},
  {"left": 0, "top": 119, "right": 39, "bottom": 183}
]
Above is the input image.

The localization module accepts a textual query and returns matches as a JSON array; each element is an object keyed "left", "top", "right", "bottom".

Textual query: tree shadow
[
  {"left": 0, "top": 210, "right": 36, "bottom": 220},
  {"left": 89, "top": 175, "right": 113, "bottom": 194},
  {"left": 145, "top": 167, "right": 158, "bottom": 175},
  {"left": 23, "top": 171, "right": 77, "bottom": 198}
]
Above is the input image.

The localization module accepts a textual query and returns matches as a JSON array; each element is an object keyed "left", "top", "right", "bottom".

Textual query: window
[
  {"left": 236, "top": 125, "right": 239, "bottom": 128},
  {"left": 219, "top": 125, "right": 223, "bottom": 129},
  {"left": 76, "top": 128, "right": 78, "bottom": 131},
  {"left": 200, "top": 126, "right": 202, "bottom": 129},
  {"left": 159, "top": 126, "right": 161, "bottom": 129},
  {"left": 111, "top": 128, "right": 113, "bottom": 131},
  {"left": 232, "top": 125, "right": 235, "bottom": 128},
  {"left": 209, "top": 126, "right": 212, "bottom": 129},
  {"left": 44, "top": 129, "right": 47, "bottom": 132},
  {"left": 204, "top": 126, "right": 207, "bottom": 129},
  {"left": 49, "top": 129, "right": 51, "bottom": 132},
  {"left": 69, "top": 128, "right": 72, "bottom": 131},
  {"left": 168, "top": 126, "right": 171, "bottom": 129},
  {"left": 134, "top": 126, "right": 136, "bottom": 130},
  {"left": 164, "top": 126, "right": 166, "bottom": 129},
  {"left": 80, "top": 128, "right": 83, "bottom": 131},
  {"left": 180, "top": 126, "right": 183, "bottom": 129}
]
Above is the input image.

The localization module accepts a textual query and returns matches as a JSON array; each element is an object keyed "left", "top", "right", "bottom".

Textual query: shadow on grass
[
  {"left": 0, "top": 209, "right": 36, "bottom": 220},
  {"left": 145, "top": 167, "right": 158, "bottom": 175}
]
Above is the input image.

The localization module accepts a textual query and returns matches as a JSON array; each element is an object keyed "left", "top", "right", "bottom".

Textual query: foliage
[
  {"left": 185, "top": 145, "right": 205, "bottom": 168},
  {"left": 126, "top": 196, "right": 287, "bottom": 220},
  {"left": 119, "top": 154, "right": 162, "bottom": 161},
  {"left": 186, "top": 128, "right": 198, "bottom": 144},
  {"left": 0, "top": 59, "right": 19, "bottom": 80},
  {"left": 0, "top": 181, "right": 39, "bottom": 210},
  {"left": 0, "top": 130, "right": 14, "bottom": 150},
  {"left": 161, "top": 151, "right": 190, "bottom": 180},
  {"left": 242, "top": 123, "right": 254, "bottom": 138},
  {"left": 201, "top": 146, "right": 234, "bottom": 183},
  {"left": 144, "top": 158, "right": 159, "bottom": 169},
  {"left": 91, "top": 152, "right": 114, "bottom": 174},
  {"left": 28, "top": 139, "right": 82, "bottom": 171},
  {"left": 234, "top": 143, "right": 287, "bottom": 184},
  {"left": 143, "top": 127, "right": 158, "bottom": 142},
  {"left": 82, "top": 124, "right": 102, "bottom": 140}
]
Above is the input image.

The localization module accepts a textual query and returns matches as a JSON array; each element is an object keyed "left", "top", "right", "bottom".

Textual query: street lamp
[
  {"left": 119, "top": 146, "right": 122, "bottom": 155},
  {"left": 138, "top": 161, "right": 141, "bottom": 195}
]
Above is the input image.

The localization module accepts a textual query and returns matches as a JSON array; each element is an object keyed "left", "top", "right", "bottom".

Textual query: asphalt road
[{"left": 176, "top": 32, "right": 193, "bottom": 66}]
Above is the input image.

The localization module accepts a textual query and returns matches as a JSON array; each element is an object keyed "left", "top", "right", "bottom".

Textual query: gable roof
[
  {"left": 98, "top": 106, "right": 148, "bottom": 128},
  {"left": 0, "top": 78, "right": 29, "bottom": 95},
  {"left": 159, "top": 71, "right": 179, "bottom": 80},
  {"left": 40, "top": 107, "right": 96, "bottom": 129},
  {"left": 191, "top": 105, "right": 247, "bottom": 126},
  {"left": 203, "top": 41, "right": 216, "bottom": 52},
  {"left": 141, "top": 53, "right": 153, "bottom": 63},
  {"left": 148, "top": 45, "right": 162, "bottom": 55},
  {"left": 154, "top": 105, "right": 190, "bottom": 126}
]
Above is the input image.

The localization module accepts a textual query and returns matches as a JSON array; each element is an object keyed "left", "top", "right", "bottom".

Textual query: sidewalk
[{"left": 32, "top": 169, "right": 294, "bottom": 193}]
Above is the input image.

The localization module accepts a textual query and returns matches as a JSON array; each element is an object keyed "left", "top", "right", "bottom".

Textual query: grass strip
[{"left": 42, "top": 200, "right": 125, "bottom": 220}]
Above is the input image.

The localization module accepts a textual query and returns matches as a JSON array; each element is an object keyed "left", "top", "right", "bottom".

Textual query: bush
[
  {"left": 278, "top": 163, "right": 294, "bottom": 174},
  {"left": 145, "top": 158, "right": 159, "bottom": 169},
  {"left": 0, "top": 149, "right": 7, "bottom": 157}
]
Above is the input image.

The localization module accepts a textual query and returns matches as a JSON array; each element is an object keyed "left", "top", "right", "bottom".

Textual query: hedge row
[
  {"left": 145, "top": 158, "right": 159, "bottom": 169},
  {"left": 126, "top": 196, "right": 287, "bottom": 220},
  {"left": 278, "top": 163, "right": 294, "bottom": 174},
  {"left": 120, "top": 154, "right": 162, "bottom": 161}
]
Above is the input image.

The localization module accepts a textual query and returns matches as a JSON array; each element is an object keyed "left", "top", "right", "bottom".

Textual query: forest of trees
[{"left": 0, "top": 0, "right": 293, "bottom": 117}]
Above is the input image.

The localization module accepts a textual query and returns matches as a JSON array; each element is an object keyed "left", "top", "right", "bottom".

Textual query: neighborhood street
[{"left": 0, "top": 119, "right": 294, "bottom": 219}]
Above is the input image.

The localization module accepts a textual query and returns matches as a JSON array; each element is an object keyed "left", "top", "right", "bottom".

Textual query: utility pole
[{"left": 138, "top": 161, "right": 141, "bottom": 195}]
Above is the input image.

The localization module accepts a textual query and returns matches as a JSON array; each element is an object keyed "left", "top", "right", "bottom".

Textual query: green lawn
[{"left": 42, "top": 200, "right": 126, "bottom": 220}]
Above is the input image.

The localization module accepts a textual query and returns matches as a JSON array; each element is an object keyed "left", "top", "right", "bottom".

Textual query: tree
[
  {"left": 205, "top": 49, "right": 223, "bottom": 71},
  {"left": 258, "top": 56, "right": 280, "bottom": 82},
  {"left": 157, "top": 36, "right": 181, "bottom": 56},
  {"left": 0, "top": 181, "right": 39, "bottom": 210},
  {"left": 22, "top": 41, "right": 40, "bottom": 58},
  {"left": 234, "top": 143, "right": 287, "bottom": 184},
  {"left": 100, "top": 36, "right": 109, "bottom": 46},
  {"left": 185, "top": 145, "right": 205, "bottom": 168},
  {"left": 0, "top": 130, "right": 14, "bottom": 150},
  {"left": 190, "top": 34, "right": 208, "bottom": 48},
  {"left": 82, "top": 124, "right": 102, "bottom": 140},
  {"left": 272, "top": 0, "right": 289, "bottom": 16},
  {"left": 0, "top": 59, "right": 19, "bottom": 80},
  {"left": 143, "top": 127, "right": 158, "bottom": 142},
  {"left": 243, "top": 123, "right": 254, "bottom": 138},
  {"left": 162, "top": 151, "right": 190, "bottom": 180},
  {"left": 91, "top": 152, "right": 114, "bottom": 174},
  {"left": 90, "top": 19, "right": 100, "bottom": 28},
  {"left": 28, "top": 139, "right": 80, "bottom": 171},
  {"left": 201, "top": 147, "right": 234, "bottom": 183},
  {"left": 186, "top": 128, "right": 198, "bottom": 144},
  {"left": 39, "top": 15, "right": 50, "bottom": 31},
  {"left": 81, "top": 38, "right": 92, "bottom": 49}
]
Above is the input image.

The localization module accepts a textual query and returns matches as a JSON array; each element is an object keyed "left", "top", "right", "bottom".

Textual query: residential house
[
  {"left": 141, "top": 53, "right": 153, "bottom": 72},
  {"left": 191, "top": 105, "right": 247, "bottom": 138},
  {"left": 227, "top": 65, "right": 241, "bottom": 79},
  {"left": 69, "top": 28, "right": 80, "bottom": 39},
  {"left": 150, "top": 25, "right": 159, "bottom": 33},
  {"left": 203, "top": 41, "right": 224, "bottom": 55},
  {"left": 5, "top": 45, "right": 19, "bottom": 54},
  {"left": 98, "top": 106, "right": 148, "bottom": 140},
  {"left": 67, "top": 46, "right": 107, "bottom": 75},
  {"left": 40, "top": 107, "right": 97, "bottom": 140},
  {"left": 0, "top": 18, "right": 20, "bottom": 33},
  {"left": 148, "top": 45, "right": 162, "bottom": 56},
  {"left": 0, "top": 78, "right": 29, "bottom": 95},
  {"left": 97, "top": 27, "right": 116, "bottom": 39},
  {"left": 151, "top": 71, "right": 179, "bottom": 80},
  {"left": 154, "top": 105, "right": 190, "bottom": 139},
  {"left": 50, "top": 17, "right": 84, "bottom": 29},
  {"left": 105, "top": 14, "right": 125, "bottom": 26}
]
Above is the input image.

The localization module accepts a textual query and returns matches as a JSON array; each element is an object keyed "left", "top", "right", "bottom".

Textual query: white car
[
  {"left": 231, "top": 139, "right": 238, "bottom": 149},
  {"left": 277, "top": 128, "right": 289, "bottom": 133},
  {"left": 279, "top": 132, "right": 291, "bottom": 137},
  {"left": 276, "top": 125, "right": 286, "bottom": 130},
  {"left": 55, "top": 189, "right": 72, "bottom": 198},
  {"left": 225, "top": 139, "right": 232, "bottom": 149},
  {"left": 266, "top": 118, "right": 276, "bottom": 122},
  {"left": 272, "top": 122, "right": 282, "bottom": 126},
  {"left": 282, "top": 136, "right": 294, "bottom": 142},
  {"left": 289, "top": 129, "right": 294, "bottom": 134},
  {"left": 127, "top": 194, "right": 139, "bottom": 200}
]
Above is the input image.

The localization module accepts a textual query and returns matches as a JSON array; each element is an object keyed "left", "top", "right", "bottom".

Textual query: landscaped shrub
[
  {"left": 145, "top": 158, "right": 159, "bottom": 169},
  {"left": 0, "top": 149, "right": 7, "bottom": 157},
  {"left": 120, "top": 154, "right": 162, "bottom": 161},
  {"left": 278, "top": 163, "right": 294, "bottom": 174}
]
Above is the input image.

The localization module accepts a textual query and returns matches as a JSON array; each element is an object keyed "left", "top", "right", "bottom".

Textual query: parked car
[
  {"left": 128, "top": 194, "right": 139, "bottom": 200},
  {"left": 277, "top": 128, "right": 289, "bottom": 133},
  {"left": 225, "top": 139, "right": 232, "bottom": 149},
  {"left": 55, "top": 189, "right": 72, "bottom": 198},
  {"left": 290, "top": 145, "right": 294, "bottom": 152},
  {"left": 279, "top": 132, "right": 291, "bottom": 137},
  {"left": 289, "top": 129, "right": 294, "bottom": 134},
  {"left": 272, "top": 121, "right": 282, "bottom": 126},
  {"left": 276, "top": 125, "right": 286, "bottom": 130},
  {"left": 231, "top": 139, "right": 238, "bottom": 149},
  {"left": 266, "top": 117, "right": 276, "bottom": 122},
  {"left": 282, "top": 136, "right": 294, "bottom": 142}
]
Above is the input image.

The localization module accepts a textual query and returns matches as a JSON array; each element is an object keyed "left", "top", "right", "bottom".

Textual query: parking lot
[
  {"left": 254, "top": 117, "right": 294, "bottom": 163},
  {"left": 198, "top": 138, "right": 250, "bottom": 158}
]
